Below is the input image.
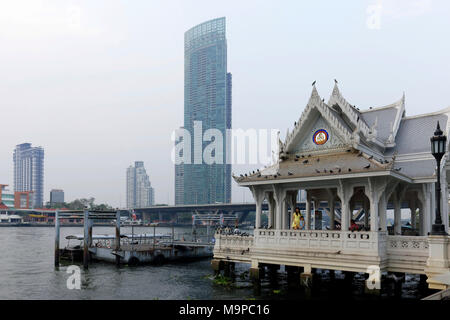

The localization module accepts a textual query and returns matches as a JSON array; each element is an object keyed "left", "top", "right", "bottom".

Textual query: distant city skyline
[{"left": 1, "top": 1, "right": 449, "bottom": 206}]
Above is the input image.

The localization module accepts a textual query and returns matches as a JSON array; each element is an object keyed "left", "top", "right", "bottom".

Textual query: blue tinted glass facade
[{"left": 183, "top": 17, "right": 231, "bottom": 204}]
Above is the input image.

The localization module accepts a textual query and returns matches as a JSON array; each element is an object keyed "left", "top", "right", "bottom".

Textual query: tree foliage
[{"left": 45, "top": 198, "right": 113, "bottom": 210}]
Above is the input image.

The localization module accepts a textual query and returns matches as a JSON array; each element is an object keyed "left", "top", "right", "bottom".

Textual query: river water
[{"left": 0, "top": 226, "right": 434, "bottom": 300}]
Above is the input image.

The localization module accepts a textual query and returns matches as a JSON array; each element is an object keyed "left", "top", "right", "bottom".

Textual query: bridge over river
[{"left": 132, "top": 201, "right": 413, "bottom": 224}]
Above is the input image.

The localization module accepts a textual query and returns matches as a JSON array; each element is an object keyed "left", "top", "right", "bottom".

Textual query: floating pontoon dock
[{"left": 54, "top": 210, "right": 213, "bottom": 268}]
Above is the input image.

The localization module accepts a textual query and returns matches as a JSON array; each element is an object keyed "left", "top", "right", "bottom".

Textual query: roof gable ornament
[
  {"left": 309, "top": 84, "right": 321, "bottom": 104},
  {"left": 328, "top": 82, "right": 371, "bottom": 138},
  {"left": 283, "top": 84, "right": 354, "bottom": 154},
  {"left": 278, "top": 131, "right": 288, "bottom": 161},
  {"left": 384, "top": 94, "right": 406, "bottom": 147}
]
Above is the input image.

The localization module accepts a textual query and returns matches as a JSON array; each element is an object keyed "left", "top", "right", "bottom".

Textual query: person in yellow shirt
[{"left": 292, "top": 207, "right": 302, "bottom": 230}]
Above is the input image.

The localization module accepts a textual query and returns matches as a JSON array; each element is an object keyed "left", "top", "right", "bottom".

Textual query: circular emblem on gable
[{"left": 313, "top": 129, "right": 329, "bottom": 145}]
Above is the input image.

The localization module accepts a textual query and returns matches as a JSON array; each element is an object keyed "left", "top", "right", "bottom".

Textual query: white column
[
  {"left": 367, "top": 177, "right": 391, "bottom": 232},
  {"left": 337, "top": 181, "right": 352, "bottom": 231},
  {"left": 363, "top": 199, "right": 370, "bottom": 229},
  {"left": 272, "top": 185, "right": 287, "bottom": 230},
  {"left": 378, "top": 193, "right": 387, "bottom": 231},
  {"left": 442, "top": 183, "right": 449, "bottom": 233},
  {"left": 394, "top": 197, "right": 402, "bottom": 235},
  {"left": 418, "top": 202, "right": 424, "bottom": 236},
  {"left": 370, "top": 194, "right": 379, "bottom": 232},
  {"left": 305, "top": 192, "right": 311, "bottom": 230},
  {"left": 329, "top": 197, "right": 335, "bottom": 230},
  {"left": 251, "top": 187, "right": 264, "bottom": 230},
  {"left": 418, "top": 184, "right": 429, "bottom": 235},
  {"left": 256, "top": 204, "right": 261, "bottom": 229},
  {"left": 409, "top": 199, "right": 417, "bottom": 231},
  {"left": 341, "top": 201, "right": 350, "bottom": 231},
  {"left": 282, "top": 200, "right": 289, "bottom": 229},
  {"left": 430, "top": 183, "right": 436, "bottom": 232},
  {"left": 423, "top": 184, "right": 432, "bottom": 235},
  {"left": 266, "top": 192, "right": 275, "bottom": 229}
]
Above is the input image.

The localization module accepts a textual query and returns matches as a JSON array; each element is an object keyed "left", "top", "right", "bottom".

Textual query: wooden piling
[
  {"left": 153, "top": 224, "right": 156, "bottom": 250},
  {"left": 224, "top": 262, "right": 231, "bottom": 278},
  {"left": 115, "top": 210, "right": 121, "bottom": 266},
  {"left": 171, "top": 222, "right": 175, "bottom": 255},
  {"left": 54, "top": 210, "right": 60, "bottom": 267},
  {"left": 211, "top": 259, "right": 224, "bottom": 276},
  {"left": 88, "top": 219, "right": 93, "bottom": 247},
  {"left": 83, "top": 210, "right": 89, "bottom": 269}
]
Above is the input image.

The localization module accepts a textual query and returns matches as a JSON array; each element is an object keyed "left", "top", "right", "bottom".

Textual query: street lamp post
[{"left": 430, "top": 121, "right": 448, "bottom": 235}]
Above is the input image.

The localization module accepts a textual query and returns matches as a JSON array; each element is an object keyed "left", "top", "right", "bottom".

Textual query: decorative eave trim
[
  {"left": 403, "top": 106, "right": 450, "bottom": 120},
  {"left": 236, "top": 170, "right": 412, "bottom": 187},
  {"left": 360, "top": 94, "right": 405, "bottom": 114},
  {"left": 353, "top": 143, "right": 384, "bottom": 160},
  {"left": 411, "top": 178, "right": 437, "bottom": 183},
  {"left": 385, "top": 93, "right": 405, "bottom": 147}
]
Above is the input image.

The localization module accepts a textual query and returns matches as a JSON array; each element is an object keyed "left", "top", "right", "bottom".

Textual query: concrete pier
[
  {"left": 115, "top": 210, "right": 121, "bottom": 266},
  {"left": 300, "top": 265, "right": 313, "bottom": 289},
  {"left": 83, "top": 210, "right": 89, "bottom": 269},
  {"left": 54, "top": 210, "right": 60, "bottom": 267}
]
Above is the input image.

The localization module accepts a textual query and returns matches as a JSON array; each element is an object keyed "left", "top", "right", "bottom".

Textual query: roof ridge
[
  {"left": 402, "top": 106, "right": 450, "bottom": 120},
  {"left": 360, "top": 94, "right": 405, "bottom": 113}
]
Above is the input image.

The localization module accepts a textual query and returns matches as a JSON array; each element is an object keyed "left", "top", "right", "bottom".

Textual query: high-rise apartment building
[
  {"left": 126, "top": 161, "right": 155, "bottom": 209},
  {"left": 181, "top": 17, "right": 232, "bottom": 205},
  {"left": 13, "top": 143, "right": 44, "bottom": 208}
]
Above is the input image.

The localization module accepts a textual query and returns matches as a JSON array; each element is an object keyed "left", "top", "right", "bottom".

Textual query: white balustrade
[
  {"left": 214, "top": 234, "right": 254, "bottom": 256},
  {"left": 213, "top": 231, "right": 431, "bottom": 273},
  {"left": 387, "top": 235, "right": 429, "bottom": 253},
  {"left": 255, "top": 229, "right": 382, "bottom": 254}
]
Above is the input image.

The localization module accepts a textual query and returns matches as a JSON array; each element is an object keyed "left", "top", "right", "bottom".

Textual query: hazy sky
[{"left": 1, "top": 0, "right": 449, "bottom": 207}]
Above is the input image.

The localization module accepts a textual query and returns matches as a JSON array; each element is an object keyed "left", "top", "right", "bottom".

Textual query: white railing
[
  {"left": 214, "top": 232, "right": 430, "bottom": 257},
  {"left": 254, "top": 229, "right": 383, "bottom": 254},
  {"left": 387, "top": 235, "right": 429, "bottom": 253},
  {"left": 213, "top": 231, "right": 433, "bottom": 274},
  {"left": 214, "top": 234, "right": 254, "bottom": 256},
  {"left": 386, "top": 235, "right": 429, "bottom": 273}
]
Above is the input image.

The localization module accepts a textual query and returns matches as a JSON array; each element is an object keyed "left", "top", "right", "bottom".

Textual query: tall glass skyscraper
[
  {"left": 181, "top": 17, "right": 232, "bottom": 205},
  {"left": 174, "top": 127, "right": 185, "bottom": 205},
  {"left": 13, "top": 143, "right": 44, "bottom": 208}
]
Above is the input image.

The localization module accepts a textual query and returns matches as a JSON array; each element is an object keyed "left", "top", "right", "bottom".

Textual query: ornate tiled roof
[
  {"left": 234, "top": 149, "right": 394, "bottom": 184},
  {"left": 235, "top": 82, "right": 450, "bottom": 184}
]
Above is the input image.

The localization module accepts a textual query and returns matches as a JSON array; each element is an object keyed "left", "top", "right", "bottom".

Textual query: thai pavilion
[{"left": 213, "top": 82, "right": 450, "bottom": 291}]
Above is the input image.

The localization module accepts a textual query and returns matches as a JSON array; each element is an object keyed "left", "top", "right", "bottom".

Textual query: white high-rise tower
[{"left": 126, "top": 161, "right": 155, "bottom": 209}]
